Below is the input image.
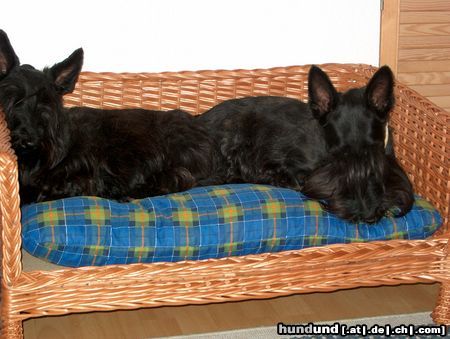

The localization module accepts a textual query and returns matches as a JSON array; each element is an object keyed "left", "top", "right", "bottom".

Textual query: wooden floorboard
[{"left": 23, "top": 283, "right": 440, "bottom": 338}]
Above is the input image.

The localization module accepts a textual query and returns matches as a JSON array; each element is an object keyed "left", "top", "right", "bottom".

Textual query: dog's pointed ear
[
  {"left": 0, "top": 30, "right": 20, "bottom": 80},
  {"left": 308, "top": 65, "right": 338, "bottom": 120},
  {"left": 365, "top": 65, "right": 394, "bottom": 120},
  {"left": 50, "top": 48, "right": 83, "bottom": 95}
]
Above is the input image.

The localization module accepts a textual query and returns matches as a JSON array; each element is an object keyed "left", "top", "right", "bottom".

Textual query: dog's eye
[
  {"left": 13, "top": 97, "right": 26, "bottom": 107},
  {"left": 12, "top": 90, "right": 41, "bottom": 107},
  {"left": 38, "top": 93, "right": 53, "bottom": 106}
]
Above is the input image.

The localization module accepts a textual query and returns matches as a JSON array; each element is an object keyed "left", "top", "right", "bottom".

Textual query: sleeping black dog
[
  {"left": 0, "top": 30, "right": 216, "bottom": 204},
  {"left": 199, "top": 65, "right": 414, "bottom": 223}
]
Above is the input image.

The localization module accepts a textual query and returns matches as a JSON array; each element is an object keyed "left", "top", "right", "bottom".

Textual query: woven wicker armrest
[
  {"left": 0, "top": 111, "right": 14, "bottom": 156},
  {"left": 389, "top": 83, "right": 450, "bottom": 233},
  {"left": 0, "top": 110, "right": 21, "bottom": 285}
]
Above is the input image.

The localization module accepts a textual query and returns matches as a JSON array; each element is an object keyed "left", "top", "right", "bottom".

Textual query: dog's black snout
[
  {"left": 10, "top": 129, "right": 37, "bottom": 152},
  {"left": 359, "top": 209, "right": 383, "bottom": 224}
]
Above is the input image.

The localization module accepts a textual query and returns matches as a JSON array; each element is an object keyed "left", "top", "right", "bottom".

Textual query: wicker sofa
[{"left": 1, "top": 63, "right": 449, "bottom": 338}]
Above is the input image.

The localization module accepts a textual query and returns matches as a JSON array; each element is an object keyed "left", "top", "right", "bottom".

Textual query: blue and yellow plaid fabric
[{"left": 21, "top": 184, "right": 442, "bottom": 267}]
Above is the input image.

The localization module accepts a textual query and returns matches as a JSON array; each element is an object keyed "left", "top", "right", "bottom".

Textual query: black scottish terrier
[
  {"left": 0, "top": 30, "right": 215, "bottom": 205},
  {"left": 200, "top": 65, "right": 414, "bottom": 223}
]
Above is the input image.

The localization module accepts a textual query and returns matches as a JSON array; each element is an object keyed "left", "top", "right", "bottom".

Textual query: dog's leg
[{"left": 257, "top": 164, "right": 303, "bottom": 191}]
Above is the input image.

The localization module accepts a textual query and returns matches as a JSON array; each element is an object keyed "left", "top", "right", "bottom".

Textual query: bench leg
[
  {"left": 432, "top": 282, "right": 450, "bottom": 324},
  {"left": 1, "top": 319, "right": 24, "bottom": 339},
  {"left": 1, "top": 283, "right": 24, "bottom": 339}
]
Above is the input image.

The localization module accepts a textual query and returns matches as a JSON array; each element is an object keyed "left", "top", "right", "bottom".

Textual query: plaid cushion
[{"left": 21, "top": 184, "right": 442, "bottom": 267}]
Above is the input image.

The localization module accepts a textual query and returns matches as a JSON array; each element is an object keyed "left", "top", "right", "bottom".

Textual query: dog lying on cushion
[
  {"left": 199, "top": 66, "right": 414, "bottom": 223},
  {"left": 0, "top": 30, "right": 216, "bottom": 204}
]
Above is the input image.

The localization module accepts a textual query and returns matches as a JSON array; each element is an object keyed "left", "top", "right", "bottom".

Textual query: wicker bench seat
[{"left": 1, "top": 63, "right": 449, "bottom": 338}]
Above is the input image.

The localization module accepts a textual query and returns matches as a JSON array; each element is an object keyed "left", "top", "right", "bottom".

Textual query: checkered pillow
[{"left": 21, "top": 184, "right": 442, "bottom": 267}]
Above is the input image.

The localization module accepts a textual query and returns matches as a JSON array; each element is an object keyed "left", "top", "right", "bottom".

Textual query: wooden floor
[{"left": 23, "top": 283, "right": 439, "bottom": 338}]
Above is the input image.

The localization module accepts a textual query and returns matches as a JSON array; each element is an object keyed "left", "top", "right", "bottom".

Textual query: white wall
[{"left": 2, "top": 0, "right": 380, "bottom": 72}]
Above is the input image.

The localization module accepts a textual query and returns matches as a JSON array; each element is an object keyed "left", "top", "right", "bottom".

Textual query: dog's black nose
[
  {"left": 361, "top": 215, "right": 381, "bottom": 224},
  {"left": 11, "top": 135, "right": 36, "bottom": 154}
]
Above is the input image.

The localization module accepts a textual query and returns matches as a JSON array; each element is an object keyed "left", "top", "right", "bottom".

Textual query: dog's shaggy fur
[
  {"left": 0, "top": 30, "right": 215, "bottom": 204},
  {"left": 199, "top": 65, "right": 414, "bottom": 223}
]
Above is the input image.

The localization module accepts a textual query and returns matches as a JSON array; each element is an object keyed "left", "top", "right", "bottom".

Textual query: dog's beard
[{"left": 303, "top": 149, "right": 414, "bottom": 224}]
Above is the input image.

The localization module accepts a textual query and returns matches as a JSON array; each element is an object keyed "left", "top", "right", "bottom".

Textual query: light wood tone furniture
[
  {"left": 380, "top": 0, "right": 450, "bottom": 111},
  {"left": 1, "top": 64, "right": 449, "bottom": 338}
]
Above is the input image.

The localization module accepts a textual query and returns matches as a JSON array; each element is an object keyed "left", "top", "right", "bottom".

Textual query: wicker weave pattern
[
  {"left": 1, "top": 63, "right": 450, "bottom": 337},
  {"left": 390, "top": 84, "right": 449, "bottom": 229},
  {"left": 64, "top": 65, "right": 376, "bottom": 113},
  {"left": 7, "top": 239, "right": 449, "bottom": 321}
]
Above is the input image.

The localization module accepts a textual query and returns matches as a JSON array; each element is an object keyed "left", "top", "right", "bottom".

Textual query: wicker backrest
[
  {"left": 64, "top": 64, "right": 375, "bottom": 112},
  {"left": 63, "top": 63, "right": 450, "bottom": 230}
]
